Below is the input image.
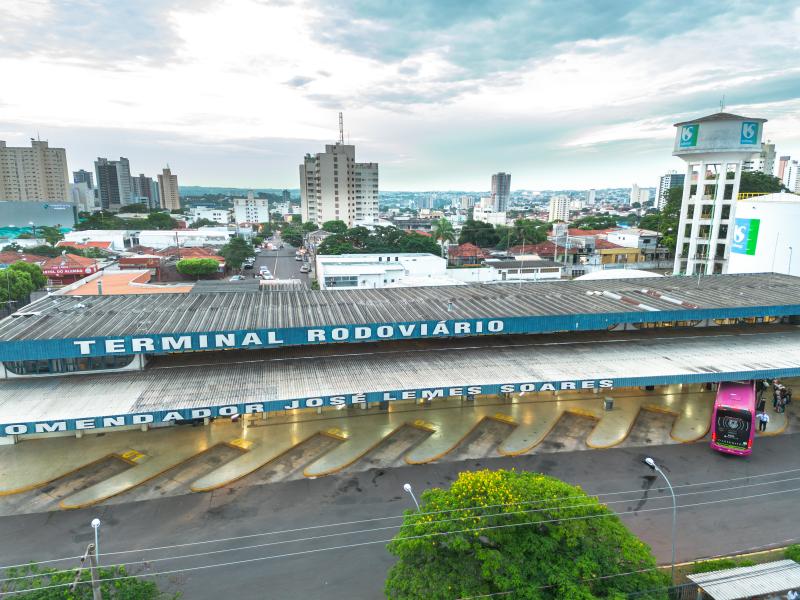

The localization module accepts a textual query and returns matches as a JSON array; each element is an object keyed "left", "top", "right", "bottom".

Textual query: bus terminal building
[{"left": 1, "top": 273, "right": 800, "bottom": 440}]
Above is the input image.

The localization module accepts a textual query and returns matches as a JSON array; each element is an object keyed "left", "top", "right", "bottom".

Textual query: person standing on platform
[{"left": 758, "top": 412, "right": 769, "bottom": 432}]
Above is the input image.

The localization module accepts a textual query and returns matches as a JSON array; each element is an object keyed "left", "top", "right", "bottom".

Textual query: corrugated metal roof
[
  {"left": 1, "top": 327, "right": 799, "bottom": 424},
  {"left": 0, "top": 273, "right": 798, "bottom": 341},
  {"left": 687, "top": 559, "right": 800, "bottom": 599}
]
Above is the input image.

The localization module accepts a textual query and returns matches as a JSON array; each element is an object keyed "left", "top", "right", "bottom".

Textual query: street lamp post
[
  {"left": 90, "top": 518, "right": 101, "bottom": 564},
  {"left": 643, "top": 457, "right": 676, "bottom": 585},
  {"left": 28, "top": 221, "right": 36, "bottom": 242},
  {"left": 402, "top": 483, "right": 420, "bottom": 511}
]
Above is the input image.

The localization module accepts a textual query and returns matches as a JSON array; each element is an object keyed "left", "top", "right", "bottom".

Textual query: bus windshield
[{"left": 715, "top": 407, "right": 752, "bottom": 449}]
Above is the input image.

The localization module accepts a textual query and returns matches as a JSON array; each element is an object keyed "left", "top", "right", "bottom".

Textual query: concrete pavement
[{"left": 0, "top": 434, "right": 798, "bottom": 599}]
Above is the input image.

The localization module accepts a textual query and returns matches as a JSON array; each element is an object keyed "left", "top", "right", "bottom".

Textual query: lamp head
[
  {"left": 403, "top": 483, "right": 413, "bottom": 494},
  {"left": 91, "top": 518, "right": 101, "bottom": 528},
  {"left": 643, "top": 457, "right": 656, "bottom": 470}
]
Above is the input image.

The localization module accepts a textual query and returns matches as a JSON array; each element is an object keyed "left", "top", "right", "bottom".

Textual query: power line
[
  {"left": 3, "top": 481, "right": 800, "bottom": 588},
  {"left": 2, "top": 464, "right": 799, "bottom": 574},
  {"left": 4, "top": 486, "right": 800, "bottom": 597}
]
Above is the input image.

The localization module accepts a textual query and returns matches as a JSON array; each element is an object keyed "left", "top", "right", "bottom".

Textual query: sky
[{"left": 1, "top": 0, "right": 799, "bottom": 191}]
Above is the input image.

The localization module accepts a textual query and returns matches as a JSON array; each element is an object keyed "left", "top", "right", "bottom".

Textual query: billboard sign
[
  {"left": 731, "top": 218, "right": 760, "bottom": 255},
  {"left": 740, "top": 122, "right": 759, "bottom": 145},
  {"left": 679, "top": 124, "right": 699, "bottom": 148}
]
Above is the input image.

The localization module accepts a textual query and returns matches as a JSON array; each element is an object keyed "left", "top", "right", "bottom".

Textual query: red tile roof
[
  {"left": 56, "top": 241, "right": 112, "bottom": 250},
  {"left": 410, "top": 230, "right": 433, "bottom": 237},
  {"left": 566, "top": 228, "right": 618, "bottom": 236},
  {"left": 448, "top": 242, "right": 488, "bottom": 258},
  {"left": 41, "top": 254, "right": 98, "bottom": 269},
  {"left": 0, "top": 252, "right": 46, "bottom": 265}
]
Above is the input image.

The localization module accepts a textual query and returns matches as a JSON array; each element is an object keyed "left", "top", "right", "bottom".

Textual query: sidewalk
[{"left": 0, "top": 381, "right": 795, "bottom": 512}]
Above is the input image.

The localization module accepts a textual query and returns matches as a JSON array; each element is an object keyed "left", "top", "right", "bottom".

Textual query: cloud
[
  {"left": 0, "top": 0, "right": 213, "bottom": 65},
  {"left": 285, "top": 75, "right": 314, "bottom": 87}
]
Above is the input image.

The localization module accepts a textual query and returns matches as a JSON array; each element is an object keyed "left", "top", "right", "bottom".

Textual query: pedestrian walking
[{"left": 758, "top": 412, "right": 769, "bottom": 432}]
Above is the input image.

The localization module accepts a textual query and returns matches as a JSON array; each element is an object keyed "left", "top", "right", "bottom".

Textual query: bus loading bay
[{"left": 0, "top": 325, "right": 798, "bottom": 513}]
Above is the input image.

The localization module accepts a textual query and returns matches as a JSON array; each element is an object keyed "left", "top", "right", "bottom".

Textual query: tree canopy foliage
[
  {"left": 322, "top": 220, "right": 348, "bottom": 234},
  {"left": 218, "top": 236, "right": 254, "bottom": 269},
  {"left": 570, "top": 215, "right": 619, "bottom": 230},
  {"left": 176, "top": 258, "right": 219, "bottom": 279},
  {"left": 738, "top": 170, "right": 787, "bottom": 194},
  {"left": 1, "top": 563, "right": 178, "bottom": 598},
  {"left": 8, "top": 261, "right": 47, "bottom": 289},
  {"left": 385, "top": 469, "right": 668, "bottom": 600},
  {"left": 280, "top": 224, "right": 304, "bottom": 247},
  {"left": 495, "top": 219, "right": 549, "bottom": 249},
  {"left": 317, "top": 226, "right": 441, "bottom": 256},
  {"left": 75, "top": 211, "right": 178, "bottom": 231},
  {"left": 457, "top": 219, "right": 500, "bottom": 247},
  {"left": 190, "top": 218, "right": 222, "bottom": 228}
]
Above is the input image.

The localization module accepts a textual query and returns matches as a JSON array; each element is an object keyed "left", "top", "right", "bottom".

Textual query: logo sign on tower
[
  {"left": 731, "top": 218, "right": 760, "bottom": 255},
  {"left": 679, "top": 124, "right": 699, "bottom": 148},
  {"left": 740, "top": 122, "right": 759, "bottom": 145}
]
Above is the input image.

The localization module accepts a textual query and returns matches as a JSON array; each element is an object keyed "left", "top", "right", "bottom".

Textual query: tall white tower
[{"left": 671, "top": 112, "right": 767, "bottom": 276}]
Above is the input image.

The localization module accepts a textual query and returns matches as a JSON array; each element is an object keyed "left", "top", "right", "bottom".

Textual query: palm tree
[{"left": 432, "top": 218, "right": 456, "bottom": 259}]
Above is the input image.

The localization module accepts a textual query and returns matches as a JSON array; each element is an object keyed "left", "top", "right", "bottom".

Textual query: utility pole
[{"left": 70, "top": 543, "right": 102, "bottom": 600}]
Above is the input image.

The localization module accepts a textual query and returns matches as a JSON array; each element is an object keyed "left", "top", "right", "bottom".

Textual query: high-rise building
[
  {"left": 132, "top": 174, "right": 159, "bottom": 210},
  {"left": 234, "top": 191, "right": 271, "bottom": 224},
  {"left": 70, "top": 182, "right": 97, "bottom": 212},
  {"left": 783, "top": 159, "right": 800, "bottom": 194},
  {"left": 629, "top": 184, "right": 650, "bottom": 206},
  {"left": 73, "top": 169, "right": 94, "bottom": 189},
  {"left": 491, "top": 172, "right": 511, "bottom": 212},
  {"left": 743, "top": 140, "right": 776, "bottom": 175},
  {"left": 586, "top": 189, "right": 596, "bottom": 205},
  {"left": 158, "top": 166, "right": 180, "bottom": 211},
  {"left": 656, "top": 171, "right": 685, "bottom": 210},
  {"left": 672, "top": 111, "right": 767, "bottom": 276},
  {"left": 777, "top": 156, "right": 791, "bottom": 181},
  {"left": 299, "top": 115, "right": 379, "bottom": 227},
  {"left": 282, "top": 189, "right": 290, "bottom": 204},
  {"left": 94, "top": 157, "right": 133, "bottom": 211},
  {"left": 548, "top": 195, "right": 569, "bottom": 222},
  {"left": 0, "top": 140, "right": 70, "bottom": 202}
]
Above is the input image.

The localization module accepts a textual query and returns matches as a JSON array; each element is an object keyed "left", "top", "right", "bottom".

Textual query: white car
[{"left": 300, "top": 264, "right": 311, "bottom": 273}]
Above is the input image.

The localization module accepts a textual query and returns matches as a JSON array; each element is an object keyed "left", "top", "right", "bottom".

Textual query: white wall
[
  {"left": 63, "top": 230, "right": 130, "bottom": 251},
  {"left": 727, "top": 193, "right": 800, "bottom": 276},
  {"left": 315, "top": 253, "right": 446, "bottom": 289}
]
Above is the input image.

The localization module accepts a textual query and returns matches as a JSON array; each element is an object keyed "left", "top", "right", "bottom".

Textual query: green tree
[
  {"left": 8, "top": 262, "right": 47, "bottom": 289},
  {"left": 176, "top": 258, "right": 220, "bottom": 279},
  {"left": 259, "top": 222, "right": 274, "bottom": 236},
  {"left": 0, "top": 269, "right": 35, "bottom": 306},
  {"left": 317, "top": 235, "right": 358, "bottom": 255},
  {"left": 118, "top": 202, "right": 150, "bottom": 213},
  {"left": 322, "top": 220, "right": 348, "bottom": 234},
  {"left": 398, "top": 232, "right": 441, "bottom": 256},
  {"left": 386, "top": 469, "right": 668, "bottom": 600},
  {"left": 39, "top": 226, "right": 64, "bottom": 246},
  {"left": 496, "top": 219, "right": 548, "bottom": 249},
  {"left": 570, "top": 215, "right": 618, "bottom": 230},
  {"left": 219, "top": 236, "right": 254, "bottom": 270},
  {"left": 302, "top": 221, "right": 319, "bottom": 233},
  {"left": 291, "top": 214, "right": 301, "bottom": 223},
  {"left": 145, "top": 212, "right": 178, "bottom": 230},
  {"left": 431, "top": 218, "right": 456, "bottom": 256},
  {"left": 281, "top": 225, "right": 304, "bottom": 247},
  {"left": 25, "top": 245, "right": 61, "bottom": 257},
  {"left": 739, "top": 170, "right": 787, "bottom": 194},
  {"left": 1, "top": 563, "right": 178, "bottom": 598},
  {"left": 251, "top": 235, "right": 264, "bottom": 247},
  {"left": 457, "top": 220, "right": 500, "bottom": 248},
  {"left": 190, "top": 218, "right": 220, "bottom": 228}
]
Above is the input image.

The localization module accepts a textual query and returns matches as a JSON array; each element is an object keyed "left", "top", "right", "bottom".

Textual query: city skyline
[{"left": 2, "top": 0, "right": 799, "bottom": 191}]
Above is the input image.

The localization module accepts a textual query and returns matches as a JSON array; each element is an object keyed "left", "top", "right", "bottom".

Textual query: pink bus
[{"left": 710, "top": 381, "right": 756, "bottom": 456}]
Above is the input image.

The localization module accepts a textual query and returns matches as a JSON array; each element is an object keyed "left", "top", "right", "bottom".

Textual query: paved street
[
  {"left": 0, "top": 434, "right": 798, "bottom": 599},
  {"left": 251, "top": 236, "right": 311, "bottom": 286}
]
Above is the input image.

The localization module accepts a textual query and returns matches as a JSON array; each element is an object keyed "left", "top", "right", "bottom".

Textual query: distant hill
[{"left": 179, "top": 186, "right": 300, "bottom": 197}]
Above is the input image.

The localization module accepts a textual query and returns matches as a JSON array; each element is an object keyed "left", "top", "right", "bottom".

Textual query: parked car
[
  {"left": 295, "top": 255, "right": 303, "bottom": 261},
  {"left": 260, "top": 273, "right": 274, "bottom": 280},
  {"left": 243, "top": 263, "right": 254, "bottom": 269},
  {"left": 300, "top": 264, "right": 311, "bottom": 274},
  {"left": 259, "top": 265, "right": 270, "bottom": 273},
  {"left": 229, "top": 275, "right": 245, "bottom": 281}
]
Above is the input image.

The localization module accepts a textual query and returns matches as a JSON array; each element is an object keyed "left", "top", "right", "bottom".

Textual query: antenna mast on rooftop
[
  {"left": 338, "top": 112, "right": 344, "bottom": 144},
  {"left": 720, "top": 95, "right": 726, "bottom": 112}
]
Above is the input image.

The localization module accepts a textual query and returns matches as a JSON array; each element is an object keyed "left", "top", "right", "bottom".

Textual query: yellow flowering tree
[{"left": 385, "top": 469, "right": 668, "bottom": 599}]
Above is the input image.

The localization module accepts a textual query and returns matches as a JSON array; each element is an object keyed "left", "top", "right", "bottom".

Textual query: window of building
[{"left": 324, "top": 275, "right": 358, "bottom": 288}]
